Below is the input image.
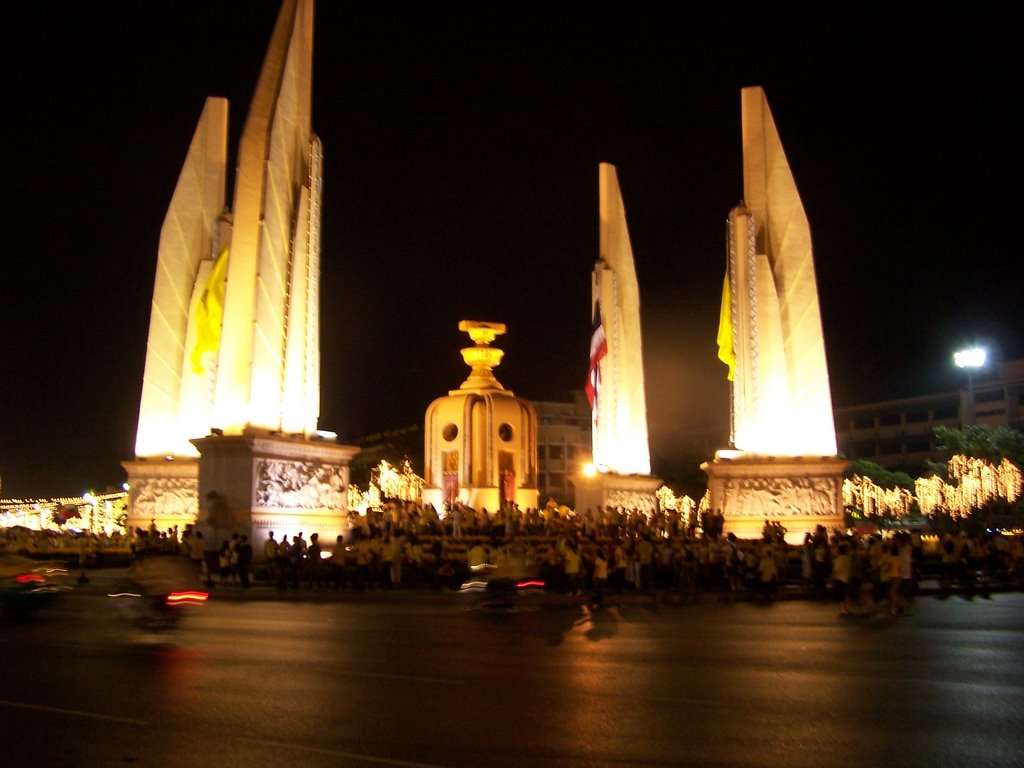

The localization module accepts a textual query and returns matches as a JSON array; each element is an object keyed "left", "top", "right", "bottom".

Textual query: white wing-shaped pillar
[
  {"left": 134, "top": 97, "right": 228, "bottom": 459},
  {"left": 214, "top": 0, "right": 319, "bottom": 437},
  {"left": 726, "top": 87, "right": 837, "bottom": 457},
  {"left": 591, "top": 162, "right": 652, "bottom": 475}
]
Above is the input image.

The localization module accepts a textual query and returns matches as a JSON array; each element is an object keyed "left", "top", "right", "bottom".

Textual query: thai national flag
[{"left": 586, "top": 300, "right": 608, "bottom": 413}]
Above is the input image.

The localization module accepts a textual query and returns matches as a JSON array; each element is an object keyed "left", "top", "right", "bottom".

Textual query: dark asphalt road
[{"left": 1, "top": 584, "right": 1022, "bottom": 768}]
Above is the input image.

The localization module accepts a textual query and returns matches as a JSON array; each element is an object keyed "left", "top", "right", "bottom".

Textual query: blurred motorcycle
[
  {"left": 459, "top": 561, "right": 546, "bottom": 611},
  {"left": 108, "top": 554, "right": 207, "bottom": 632}
]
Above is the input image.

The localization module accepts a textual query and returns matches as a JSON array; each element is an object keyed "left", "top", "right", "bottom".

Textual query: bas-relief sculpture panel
[
  {"left": 721, "top": 476, "right": 838, "bottom": 519},
  {"left": 133, "top": 477, "right": 200, "bottom": 521},
  {"left": 606, "top": 488, "right": 658, "bottom": 515},
  {"left": 255, "top": 459, "right": 346, "bottom": 510}
]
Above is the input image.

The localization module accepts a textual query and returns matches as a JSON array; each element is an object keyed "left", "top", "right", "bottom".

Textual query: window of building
[
  {"left": 905, "top": 434, "right": 930, "bottom": 452},
  {"left": 853, "top": 440, "right": 876, "bottom": 457},
  {"left": 878, "top": 438, "right": 902, "bottom": 456},
  {"left": 975, "top": 389, "right": 1003, "bottom": 404},
  {"left": 977, "top": 406, "right": 1006, "bottom": 418},
  {"left": 549, "top": 445, "right": 563, "bottom": 460}
]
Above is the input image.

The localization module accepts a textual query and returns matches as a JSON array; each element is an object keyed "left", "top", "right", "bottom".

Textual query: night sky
[{"left": 2, "top": 2, "right": 1019, "bottom": 499}]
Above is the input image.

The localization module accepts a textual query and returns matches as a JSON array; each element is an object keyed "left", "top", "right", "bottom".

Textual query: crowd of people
[
  {"left": 109, "top": 501, "right": 1024, "bottom": 616},
  {"left": 0, "top": 525, "right": 127, "bottom": 568},
  {"left": 5, "top": 501, "right": 1023, "bottom": 616}
]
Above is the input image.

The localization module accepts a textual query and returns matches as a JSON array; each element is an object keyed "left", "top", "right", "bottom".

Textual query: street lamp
[{"left": 953, "top": 346, "right": 987, "bottom": 425}]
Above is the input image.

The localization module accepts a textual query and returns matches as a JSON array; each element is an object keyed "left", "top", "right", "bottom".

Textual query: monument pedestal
[
  {"left": 122, "top": 457, "right": 200, "bottom": 535},
  {"left": 572, "top": 473, "right": 663, "bottom": 517},
  {"left": 190, "top": 432, "right": 359, "bottom": 559},
  {"left": 701, "top": 452, "right": 846, "bottom": 544}
]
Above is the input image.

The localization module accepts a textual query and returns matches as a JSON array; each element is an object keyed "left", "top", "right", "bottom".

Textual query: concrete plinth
[
  {"left": 572, "top": 473, "right": 663, "bottom": 517},
  {"left": 701, "top": 452, "right": 846, "bottom": 543},
  {"left": 122, "top": 458, "right": 200, "bottom": 535},
  {"left": 191, "top": 432, "right": 359, "bottom": 559}
]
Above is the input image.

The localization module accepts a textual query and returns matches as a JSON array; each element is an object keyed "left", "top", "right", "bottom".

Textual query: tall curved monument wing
[
  {"left": 590, "top": 162, "right": 652, "bottom": 475},
  {"left": 134, "top": 97, "right": 228, "bottom": 459},
  {"left": 135, "top": 0, "right": 319, "bottom": 459},
  {"left": 126, "top": 0, "right": 356, "bottom": 548},
  {"left": 723, "top": 86, "right": 837, "bottom": 457},
  {"left": 214, "top": 0, "right": 319, "bottom": 437}
]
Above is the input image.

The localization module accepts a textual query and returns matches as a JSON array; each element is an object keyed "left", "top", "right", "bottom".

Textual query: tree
[
  {"left": 841, "top": 460, "right": 920, "bottom": 531},
  {"left": 926, "top": 426, "right": 1024, "bottom": 527},
  {"left": 843, "top": 459, "right": 915, "bottom": 491},
  {"left": 654, "top": 449, "right": 711, "bottom": 500},
  {"left": 932, "top": 425, "right": 1024, "bottom": 467}
]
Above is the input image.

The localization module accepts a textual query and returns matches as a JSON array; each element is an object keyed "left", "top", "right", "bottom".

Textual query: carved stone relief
[
  {"left": 606, "top": 489, "right": 658, "bottom": 515},
  {"left": 255, "top": 459, "right": 346, "bottom": 510},
  {"left": 132, "top": 477, "right": 199, "bottom": 520},
  {"left": 722, "top": 476, "right": 838, "bottom": 518}
]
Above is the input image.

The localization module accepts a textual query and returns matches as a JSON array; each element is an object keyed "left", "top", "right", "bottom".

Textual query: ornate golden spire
[{"left": 457, "top": 320, "right": 506, "bottom": 391}]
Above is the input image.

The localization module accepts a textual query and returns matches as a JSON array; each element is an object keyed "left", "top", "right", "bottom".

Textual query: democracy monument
[
  {"left": 701, "top": 86, "right": 845, "bottom": 542},
  {"left": 117, "top": 0, "right": 844, "bottom": 552},
  {"left": 122, "top": 0, "right": 357, "bottom": 549}
]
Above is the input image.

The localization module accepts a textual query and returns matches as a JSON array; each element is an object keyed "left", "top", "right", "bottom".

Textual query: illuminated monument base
[
  {"left": 701, "top": 452, "right": 845, "bottom": 544},
  {"left": 122, "top": 458, "right": 200, "bottom": 536},
  {"left": 126, "top": 433, "right": 358, "bottom": 557},
  {"left": 189, "top": 432, "right": 358, "bottom": 559},
  {"left": 572, "top": 472, "right": 663, "bottom": 518}
]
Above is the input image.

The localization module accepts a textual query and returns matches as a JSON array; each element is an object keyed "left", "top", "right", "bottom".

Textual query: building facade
[
  {"left": 533, "top": 392, "right": 592, "bottom": 507},
  {"left": 834, "top": 359, "right": 1024, "bottom": 474}
]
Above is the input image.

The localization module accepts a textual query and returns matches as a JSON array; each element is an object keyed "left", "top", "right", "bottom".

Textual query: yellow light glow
[
  {"left": 916, "top": 455, "right": 1022, "bottom": 519},
  {"left": 843, "top": 456, "right": 1022, "bottom": 522},
  {"left": 655, "top": 485, "right": 697, "bottom": 515},
  {"left": 582, "top": 463, "right": 598, "bottom": 478},
  {"left": 348, "top": 460, "right": 425, "bottom": 515},
  {"left": 0, "top": 491, "right": 128, "bottom": 535},
  {"left": 842, "top": 475, "right": 913, "bottom": 518}
]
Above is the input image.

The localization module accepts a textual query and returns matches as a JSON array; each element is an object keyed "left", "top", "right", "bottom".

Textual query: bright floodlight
[{"left": 954, "top": 347, "right": 987, "bottom": 369}]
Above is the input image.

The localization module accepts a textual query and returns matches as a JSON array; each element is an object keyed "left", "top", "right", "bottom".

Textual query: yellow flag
[
  {"left": 191, "top": 246, "right": 229, "bottom": 373},
  {"left": 716, "top": 272, "right": 736, "bottom": 381}
]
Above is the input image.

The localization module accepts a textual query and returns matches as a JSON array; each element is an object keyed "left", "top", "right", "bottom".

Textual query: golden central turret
[
  {"left": 424, "top": 320, "right": 538, "bottom": 513},
  {"left": 458, "top": 320, "right": 506, "bottom": 391}
]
